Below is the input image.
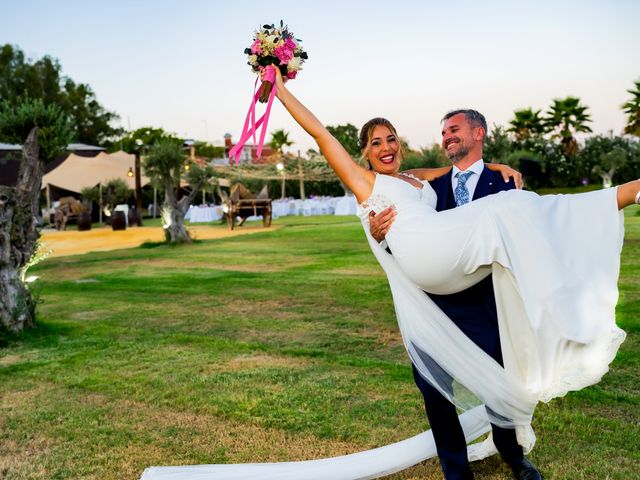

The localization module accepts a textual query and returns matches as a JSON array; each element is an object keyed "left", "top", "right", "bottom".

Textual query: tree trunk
[
  {"left": 0, "top": 128, "right": 41, "bottom": 331},
  {"left": 160, "top": 177, "right": 206, "bottom": 244}
]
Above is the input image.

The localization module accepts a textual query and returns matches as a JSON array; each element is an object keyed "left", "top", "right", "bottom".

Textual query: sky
[{"left": 1, "top": 0, "right": 639, "bottom": 153}]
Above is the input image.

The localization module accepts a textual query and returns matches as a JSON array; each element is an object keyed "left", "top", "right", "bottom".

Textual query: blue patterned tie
[{"left": 454, "top": 171, "right": 473, "bottom": 206}]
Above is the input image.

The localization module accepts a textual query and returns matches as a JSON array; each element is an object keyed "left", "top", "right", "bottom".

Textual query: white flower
[
  {"left": 287, "top": 56, "right": 302, "bottom": 71},
  {"left": 248, "top": 55, "right": 258, "bottom": 65}
]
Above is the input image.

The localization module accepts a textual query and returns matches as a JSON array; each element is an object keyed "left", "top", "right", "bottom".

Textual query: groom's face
[{"left": 441, "top": 114, "right": 479, "bottom": 164}]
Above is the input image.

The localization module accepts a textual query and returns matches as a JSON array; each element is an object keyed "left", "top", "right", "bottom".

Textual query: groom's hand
[{"left": 369, "top": 206, "right": 396, "bottom": 243}]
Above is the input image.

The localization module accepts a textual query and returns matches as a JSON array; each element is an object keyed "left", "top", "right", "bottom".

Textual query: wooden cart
[{"left": 220, "top": 183, "right": 272, "bottom": 230}]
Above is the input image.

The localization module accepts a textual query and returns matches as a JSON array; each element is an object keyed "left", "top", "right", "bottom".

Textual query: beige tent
[{"left": 42, "top": 150, "right": 151, "bottom": 193}]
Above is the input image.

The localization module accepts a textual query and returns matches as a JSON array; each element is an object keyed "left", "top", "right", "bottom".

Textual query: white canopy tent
[
  {"left": 42, "top": 150, "right": 151, "bottom": 193},
  {"left": 42, "top": 150, "right": 153, "bottom": 222}
]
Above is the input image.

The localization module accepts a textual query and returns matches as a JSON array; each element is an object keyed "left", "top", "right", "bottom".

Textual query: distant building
[{"left": 223, "top": 133, "right": 275, "bottom": 165}]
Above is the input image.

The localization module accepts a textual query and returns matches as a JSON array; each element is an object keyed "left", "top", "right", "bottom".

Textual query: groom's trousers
[{"left": 414, "top": 276, "right": 524, "bottom": 480}]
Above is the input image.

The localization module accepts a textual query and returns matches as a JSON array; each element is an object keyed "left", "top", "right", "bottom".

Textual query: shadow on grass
[
  {"left": 0, "top": 320, "right": 76, "bottom": 350},
  {"left": 139, "top": 239, "right": 203, "bottom": 249}
]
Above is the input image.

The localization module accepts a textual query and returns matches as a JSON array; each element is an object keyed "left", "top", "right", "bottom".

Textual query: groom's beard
[{"left": 445, "top": 140, "right": 470, "bottom": 163}]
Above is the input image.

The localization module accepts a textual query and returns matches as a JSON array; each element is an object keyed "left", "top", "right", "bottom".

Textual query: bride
[{"left": 141, "top": 68, "right": 639, "bottom": 479}]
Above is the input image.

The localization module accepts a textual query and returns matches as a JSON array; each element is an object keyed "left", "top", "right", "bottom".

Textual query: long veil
[{"left": 141, "top": 406, "right": 494, "bottom": 480}]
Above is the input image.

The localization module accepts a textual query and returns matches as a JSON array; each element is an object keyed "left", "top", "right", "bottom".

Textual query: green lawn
[{"left": 1, "top": 208, "right": 639, "bottom": 479}]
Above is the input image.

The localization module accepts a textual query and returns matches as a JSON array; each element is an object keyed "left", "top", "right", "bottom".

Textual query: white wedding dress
[{"left": 141, "top": 174, "right": 626, "bottom": 480}]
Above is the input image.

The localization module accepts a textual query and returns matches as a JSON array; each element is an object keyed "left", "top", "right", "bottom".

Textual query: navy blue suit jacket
[{"left": 426, "top": 167, "right": 516, "bottom": 362}]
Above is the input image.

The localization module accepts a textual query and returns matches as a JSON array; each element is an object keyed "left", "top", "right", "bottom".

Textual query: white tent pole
[{"left": 99, "top": 184, "right": 103, "bottom": 224}]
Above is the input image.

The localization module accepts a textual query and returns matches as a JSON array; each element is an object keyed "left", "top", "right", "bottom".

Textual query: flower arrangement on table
[
  {"left": 229, "top": 21, "right": 308, "bottom": 163},
  {"left": 244, "top": 21, "right": 308, "bottom": 102}
]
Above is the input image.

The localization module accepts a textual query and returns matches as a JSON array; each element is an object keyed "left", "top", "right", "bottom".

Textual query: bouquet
[
  {"left": 229, "top": 21, "right": 308, "bottom": 163},
  {"left": 244, "top": 21, "right": 308, "bottom": 103}
]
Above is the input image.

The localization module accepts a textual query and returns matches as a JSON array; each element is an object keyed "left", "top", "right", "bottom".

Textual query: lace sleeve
[{"left": 357, "top": 193, "right": 394, "bottom": 223}]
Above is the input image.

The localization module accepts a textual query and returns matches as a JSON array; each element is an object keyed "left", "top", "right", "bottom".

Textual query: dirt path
[{"left": 40, "top": 225, "right": 276, "bottom": 258}]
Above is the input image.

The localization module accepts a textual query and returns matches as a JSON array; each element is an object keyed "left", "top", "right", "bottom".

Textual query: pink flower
[
  {"left": 286, "top": 71, "right": 298, "bottom": 80},
  {"left": 250, "top": 39, "right": 262, "bottom": 55},
  {"left": 274, "top": 39, "right": 296, "bottom": 65}
]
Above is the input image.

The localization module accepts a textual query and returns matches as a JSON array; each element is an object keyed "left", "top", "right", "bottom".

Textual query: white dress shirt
[{"left": 451, "top": 158, "right": 485, "bottom": 201}]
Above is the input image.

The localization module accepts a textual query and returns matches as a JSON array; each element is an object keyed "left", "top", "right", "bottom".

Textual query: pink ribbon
[{"left": 229, "top": 66, "right": 277, "bottom": 163}]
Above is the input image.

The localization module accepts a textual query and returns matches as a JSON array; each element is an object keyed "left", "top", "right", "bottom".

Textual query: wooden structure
[
  {"left": 54, "top": 196, "right": 89, "bottom": 231},
  {"left": 220, "top": 183, "right": 272, "bottom": 230}
]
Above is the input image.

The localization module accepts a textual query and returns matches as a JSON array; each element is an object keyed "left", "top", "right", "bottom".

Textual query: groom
[{"left": 369, "top": 109, "right": 543, "bottom": 480}]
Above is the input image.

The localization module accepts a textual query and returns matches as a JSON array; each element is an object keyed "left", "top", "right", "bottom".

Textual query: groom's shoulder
[
  {"left": 429, "top": 171, "right": 451, "bottom": 189},
  {"left": 482, "top": 167, "right": 516, "bottom": 193}
]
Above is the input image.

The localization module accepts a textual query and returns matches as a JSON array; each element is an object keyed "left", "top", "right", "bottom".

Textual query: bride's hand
[{"left": 487, "top": 163, "right": 523, "bottom": 189}]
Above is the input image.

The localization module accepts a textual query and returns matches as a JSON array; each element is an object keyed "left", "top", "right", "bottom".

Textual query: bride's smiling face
[{"left": 367, "top": 126, "right": 400, "bottom": 175}]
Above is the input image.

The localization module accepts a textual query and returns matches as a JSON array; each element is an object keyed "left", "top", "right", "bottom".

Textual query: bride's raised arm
[{"left": 267, "top": 67, "right": 375, "bottom": 202}]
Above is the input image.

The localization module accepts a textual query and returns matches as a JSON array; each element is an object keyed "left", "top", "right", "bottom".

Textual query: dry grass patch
[
  {"left": 0, "top": 354, "right": 27, "bottom": 367},
  {"left": 0, "top": 435, "right": 52, "bottom": 479},
  {"left": 221, "top": 353, "right": 312, "bottom": 372},
  {"left": 135, "top": 257, "right": 316, "bottom": 273},
  {"left": 1, "top": 384, "right": 48, "bottom": 408},
  {"left": 68, "top": 309, "right": 119, "bottom": 321},
  {"left": 330, "top": 265, "right": 385, "bottom": 276}
]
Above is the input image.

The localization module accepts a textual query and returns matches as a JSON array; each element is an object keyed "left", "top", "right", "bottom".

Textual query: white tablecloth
[
  {"left": 186, "top": 206, "right": 223, "bottom": 223},
  {"left": 270, "top": 196, "right": 357, "bottom": 218},
  {"left": 114, "top": 204, "right": 129, "bottom": 226},
  {"left": 334, "top": 196, "right": 358, "bottom": 216}
]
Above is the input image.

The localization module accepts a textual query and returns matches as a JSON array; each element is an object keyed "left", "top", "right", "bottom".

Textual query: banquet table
[
  {"left": 186, "top": 206, "right": 223, "bottom": 223},
  {"left": 333, "top": 195, "right": 358, "bottom": 216}
]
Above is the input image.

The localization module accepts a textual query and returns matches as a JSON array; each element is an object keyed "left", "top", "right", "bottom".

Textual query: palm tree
[
  {"left": 622, "top": 80, "right": 640, "bottom": 137},
  {"left": 268, "top": 128, "right": 293, "bottom": 154},
  {"left": 508, "top": 108, "right": 545, "bottom": 143},
  {"left": 544, "top": 97, "right": 592, "bottom": 157}
]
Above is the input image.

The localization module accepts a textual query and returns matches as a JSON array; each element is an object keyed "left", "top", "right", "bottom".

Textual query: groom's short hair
[{"left": 441, "top": 109, "right": 488, "bottom": 140}]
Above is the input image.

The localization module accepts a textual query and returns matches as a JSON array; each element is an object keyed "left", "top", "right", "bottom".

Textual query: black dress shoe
[
  {"left": 509, "top": 457, "right": 543, "bottom": 480},
  {"left": 461, "top": 469, "right": 475, "bottom": 480}
]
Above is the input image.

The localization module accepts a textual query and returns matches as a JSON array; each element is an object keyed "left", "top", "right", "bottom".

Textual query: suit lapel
[
  {"left": 432, "top": 171, "right": 455, "bottom": 211},
  {"left": 473, "top": 168, "right": 495, "bottom": 200}
]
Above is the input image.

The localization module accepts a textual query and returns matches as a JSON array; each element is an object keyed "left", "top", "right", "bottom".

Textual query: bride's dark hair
[{"left": 359, "top": 118, "right": 404, "bottom": 169}]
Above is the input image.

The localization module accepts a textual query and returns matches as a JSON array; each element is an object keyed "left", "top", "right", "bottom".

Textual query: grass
[{"left": 1, "top": 208, "right": 639, "bottom": 479}]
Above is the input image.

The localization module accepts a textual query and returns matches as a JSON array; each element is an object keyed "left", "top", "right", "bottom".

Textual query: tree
[
  {"left": 508, "top": 108, "right": 545, "bottom": 145},
  {"left": 326, "top": 123, "right": 360, "bottom": 157},
  {"left": 402, "top": 144, "right": 449, "bottom": 170},
  {"left": 593, "top": 149, "right": 626, "bottom": 188},
  {"left": 60, "top": 78, "right": 121, "bottom": 145},
  {"left": 0, "top": 98, "right": 72, "bottom": 331},
  {"left": 622, "top": 80, "right": 640, "bottom": 138},
  {"left": 268, "top": 128, "right": 293, "bottom": 153},
  {"left": 544, "top": 96, "right": 592, "bottom": 158},
  {"left": 0, "top": 44, "right": 122, "bottom": 145},
  {"left": 143, "top": 142, "right": 216, "bottom": 244},
  {"left": 194, "top": 141, "right": 225, "bottom": 159},
  {"left": 575, "top": 133, "right": 639, "bottom": 186},
  {"left": 118, "top": 127, "right": 179, "bottom": 153},
  {"left": 484, "top": 124, "right": 514, "bottom": 164}
]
